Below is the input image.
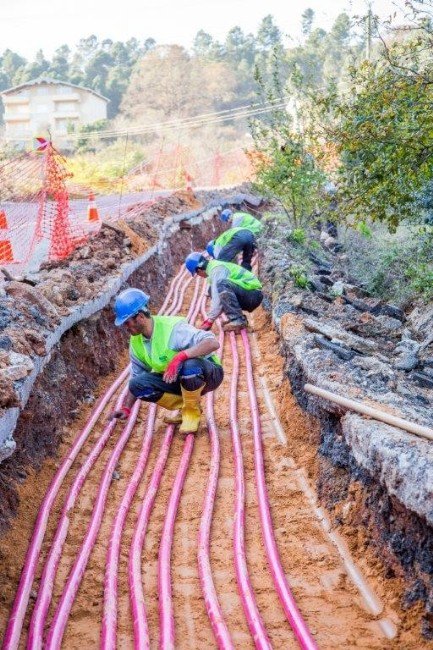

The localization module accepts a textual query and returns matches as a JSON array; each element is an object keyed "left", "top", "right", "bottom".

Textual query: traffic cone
[
  {"left": 184, "top": 172, "right": 193, "bottom": 194},
  {"left": 0, "top": 210, "right": 8, "bottom": 229},
  {"left": 87, "top": 192, "right": 100, "bottom": 223},
  {"left": 0, "top": 239, "right": 14, "bottom": 263}
]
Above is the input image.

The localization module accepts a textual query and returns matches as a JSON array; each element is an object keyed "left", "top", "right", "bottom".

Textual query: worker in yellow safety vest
[
  {"left": 109, "top": 288, "right": 223, "bottom": 434},
  {"left": 185, "top": 253, "right": 263, "bottom": 333}
]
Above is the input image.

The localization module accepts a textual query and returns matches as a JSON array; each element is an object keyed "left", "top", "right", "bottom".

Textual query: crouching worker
[
  {"left": 220, "top": 208, "right": 263, "bottom": 236},
  {"left": 109, "top": 288, "right": 223, "bottom": 434},
  {"left": 206, "top": 226, "right": 256, "bottom": 271},
  {"left": 185, "top": 253, "right": 263, "bottom": 333}
]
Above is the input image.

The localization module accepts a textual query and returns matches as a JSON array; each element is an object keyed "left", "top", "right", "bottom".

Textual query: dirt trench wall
[
  {"left": 259, "top": 258, "right": 433, "bottom": 636},
  {"left": 0, "top": 203, "right": 224, "bottom": 533}
]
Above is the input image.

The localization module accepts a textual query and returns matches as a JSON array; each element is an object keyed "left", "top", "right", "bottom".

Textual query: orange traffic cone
[
  {"left": 0, "top": 210, "right": 8, "bottom": 229},
  {"left": 87, "top": 192, "right": 100, "bottom": 223},
  {"left": 0, "top": 239, "right": 14, "bottom": 263},
  {"left": 185, "top": 172, "right": 193, "bottom": 194}
]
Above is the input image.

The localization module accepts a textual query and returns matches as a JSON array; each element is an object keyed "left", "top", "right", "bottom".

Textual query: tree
[
  {"left": 301, "top": 9, "right": 314, "bottom": 37},
  {"left": 257, "top": 15, "right": 283, "bottom": 52}
]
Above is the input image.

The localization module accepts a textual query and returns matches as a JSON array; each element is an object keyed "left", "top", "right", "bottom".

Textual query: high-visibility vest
[
  {"left": 215, "top": 227, "right": 247, "bottom": 249},
  {"left": 232, "top": 212, "right": 263, "bottom": 235},
  {"left": 130, "top": 315, "right": 221, "bottom": 372},
  {"left": 207, "top": 259, "right": 262, "bottom": 291}
]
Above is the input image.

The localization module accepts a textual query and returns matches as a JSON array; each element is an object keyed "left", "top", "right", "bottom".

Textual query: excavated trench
[{"left": 0, "top": 194, "right": 430, "bottom": 648}]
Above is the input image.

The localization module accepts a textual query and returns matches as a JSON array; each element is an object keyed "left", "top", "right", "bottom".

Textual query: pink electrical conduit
[
  {"left": 158, "top": 433, "right": 195, "bottom": 649},
  {"left": 158, "top": 277, "right": 205, "bottom": 648},
  {"left": 101, "top": 406, "right": 156, "bottom": 649},
  {"left": 101, "top": 273, "right": 199, "bottom": 647},
  {"left": 45, "top": 399, "right": 141, "bottom": 649},
  {"left": 240, "top": 329, "right": 318, "bottom": 650},
  {"left": 27, "top": 384, "right": 129, "bottom": 649},
  {"left": 28, "top": 267, "right": 188, "bottom": 648},
  {"left": 197, "top": 304, "right": 234, "bottom": 649},
  {"left": 228, "top": 332, "right": 272, "bottom": 649},
  {"left": 128, "top": 425, "right": 175, "bottom": 649},
  {"left": 129, "top": 276, "right": 203, "bottom": 649},
  {"left": 46, "top": 267, "right": 194, "bottom": 647},
  {"left": 2, "top": 366, "right": 129, "bottom": 650},
  {"left": 4, "top": 264, "right": 188, "bottom": 650}
]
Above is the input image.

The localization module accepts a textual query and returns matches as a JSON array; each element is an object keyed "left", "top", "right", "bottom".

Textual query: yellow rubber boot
[
  {"left": 179, "top": 386, "right": 204, "bottom": 434},
  {"left": 156, "top": 393, "right": 183, "bottom": 424}
]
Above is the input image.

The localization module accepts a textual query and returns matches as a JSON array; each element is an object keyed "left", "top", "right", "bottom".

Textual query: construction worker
[
  {"left": 109, "top": 288, "right": 223, "bottom": 433},
  {"left": 185, "top": 252, "right": 263, "bottom": 333},
  {"left": 206, "top": 226, "right": 256, "bottom": 271},
  {"left": 220, "top": 208, "right": 263, "bottom": 236}
]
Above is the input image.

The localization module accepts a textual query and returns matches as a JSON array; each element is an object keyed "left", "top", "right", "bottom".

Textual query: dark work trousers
[
  {"left": 129, "top": 357, "right": 223, "bottom": 402},
  {"left": 217, "top": 279, "right": 263, "bottom": 322},
  {"left": 217, "top": 229, "right": 256, "bottom": 271}
]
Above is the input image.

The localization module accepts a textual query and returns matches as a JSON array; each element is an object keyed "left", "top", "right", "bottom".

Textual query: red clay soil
[{"left": 0, "top": 280, "right": 427, "bottom": 648}]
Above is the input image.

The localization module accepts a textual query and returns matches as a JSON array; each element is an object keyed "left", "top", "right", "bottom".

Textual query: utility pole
[{"left": 366, "top": 1, "right": 373, "bottom": 61}]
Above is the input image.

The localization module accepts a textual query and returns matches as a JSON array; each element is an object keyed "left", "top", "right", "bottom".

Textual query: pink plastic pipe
[
  {"left": 2, "top": 366, "right": 129, "bottom": 650},
  {"left": 102, "top": 269, "right": 192, "bottom": 648},
  {"left": 128, "top": 425, "right": 175, "bottom": 649},
  {"left": 228, "top": 332, "right": 272, "bottom": 649},
  {"left": 45, "top": 399, "right": 141, "bottom": 649},
  {"left": 158, "top": 433, "right": 195, "bottom": 649},
  {"left": 240, "top": 329, "right": 318, "bottom": 650},
  {"left": 27, "top": 385, "right": 129, "bottom": 649},
  {"left": 100, "top": 405, "right": 156, "bottom": 649},
  {"left": 197, "top": 297, "right": 234, "bottom": 648}
]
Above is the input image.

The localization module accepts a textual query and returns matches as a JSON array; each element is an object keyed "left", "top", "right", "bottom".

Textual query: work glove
[
  {"left": 163, "top": 350, "right": 189, "bottom": 383},
  {"left": 200, "top": 319, "right": 214, "bottom": 331},
  {"left": 108, "top": 406, "right": 131, "bottom": 421}
]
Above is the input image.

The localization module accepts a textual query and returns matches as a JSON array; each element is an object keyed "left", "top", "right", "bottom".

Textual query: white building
[{"left": 1, "top": 76, "right": 109, "bottom": 145}]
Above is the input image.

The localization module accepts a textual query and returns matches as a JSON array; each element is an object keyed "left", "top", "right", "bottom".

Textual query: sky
[{"left": 0, "top": 0, "right": 408, "bottom": 60}]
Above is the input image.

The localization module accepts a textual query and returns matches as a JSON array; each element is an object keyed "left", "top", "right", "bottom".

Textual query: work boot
[
  {"left": 222, "top": 318, "right": 247, "bottom": 333},
  {"left": 156, "top": 392, "right": 183, "bottom": 424},
  {"left": 179, "top": 386, "right": 204, "bottom": 434}
]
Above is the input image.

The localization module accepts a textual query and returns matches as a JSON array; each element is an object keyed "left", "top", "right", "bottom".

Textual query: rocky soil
[{"left": 258, "top": 208, "right": 433, "bottom": 637}]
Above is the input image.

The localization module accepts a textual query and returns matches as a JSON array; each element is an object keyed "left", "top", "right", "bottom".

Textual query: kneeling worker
[
  {"left": 207, "top": 226, "right": 256, "bottom": 271},
  {"left": 185, "top": 253, "right": 263, "bottom": 333},
  {"left": 109, "top": 288, "right": 223, "bottom": 433}
]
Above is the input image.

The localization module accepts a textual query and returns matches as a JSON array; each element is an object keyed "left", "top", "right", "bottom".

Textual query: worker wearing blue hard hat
[
  {"left": 109, "top": 287, "right": 223, "bottom": 434},
  {"left": 219, "top": 208, "right": 263, "bottom": 236},
  {"left": 185, "top": 253, "right": 263, "bottom": 333}
]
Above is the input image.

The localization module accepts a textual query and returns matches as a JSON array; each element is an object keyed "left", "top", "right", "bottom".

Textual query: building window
[
  {"left": 55, "top": 117, "right": 78, "bottom": 134},
  {"left": 35, "top": 104, "right": 49, "bottom": 113},
  {"left": 36, "top": 86, "right": 49, "bottom": 96},
  {"left": 55, "top": 101, "right": 78, "bottom": 113}
]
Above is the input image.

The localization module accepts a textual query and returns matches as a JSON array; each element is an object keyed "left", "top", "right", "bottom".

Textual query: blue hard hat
[
  {"left": 114, "top": 288, "right": 150, "bottom": 326},
  {"left": 185, "top": 251, "right": 206, "bottom": 275},
  {"left": 220, "top": 209, "right": 232, "bottom": 222},
  {"left": 206, "top": 240, "right": 215, "bottom": 258}
]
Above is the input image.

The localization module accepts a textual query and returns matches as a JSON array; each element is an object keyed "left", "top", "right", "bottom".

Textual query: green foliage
[
  {"left": 357, "top": 221, "right": 372, "bottom": 238},
  {"left": 289, "top": 264, "right": 310, "bottom": 289},
  {"left": 310, "top": 10, "right": 433, "bottom": 231},
  {"left": 342, "top": 223, "right": 433, "bottom": 306},
  {"left": 289, "top": 228, "right": 307, "bottom": 245}
]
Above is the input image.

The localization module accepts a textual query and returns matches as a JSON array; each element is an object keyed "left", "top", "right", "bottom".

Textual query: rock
[
  {"left": 372, "top": 303, "right": 406, "bottom": 322},
  {"left": 0, "top": 336, "right": 12, "bottom": 351},
  {"left": 304, "top": 318, "right": 378, "bottom": 354},
  {"left": 395, "top": 354, "right": 419, "bottom": 371},
  {"left": 330, "top": 280, "right": 345, "bottom": 297},
  {"left": 0, "top": 364, "right": 31, "bottom": 381},
  {"left": 5, "top": 281, "right": 59, "bottom": 325},
  {"left": 410, "top": 372, "right": 433, "bottom": 389},
  {"left": 314, "top": 334, "right": 355, "bottom": 361},
  {"left": 24, "top": 329, "right": 46, "bottom": 356},
  {"left": 0, "top": 376, "right": 19, "bottom": 407}
]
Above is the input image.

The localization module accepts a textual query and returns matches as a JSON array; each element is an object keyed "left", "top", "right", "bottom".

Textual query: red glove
[
  {"left": 200, "top": 319, "right": 214, "bottom": 331},
  {"left": 163, "top": 350, "right": 189, "bottom": 383},
  {"left": 108, "top": 406, "right": 131, "bottom": 421}
]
